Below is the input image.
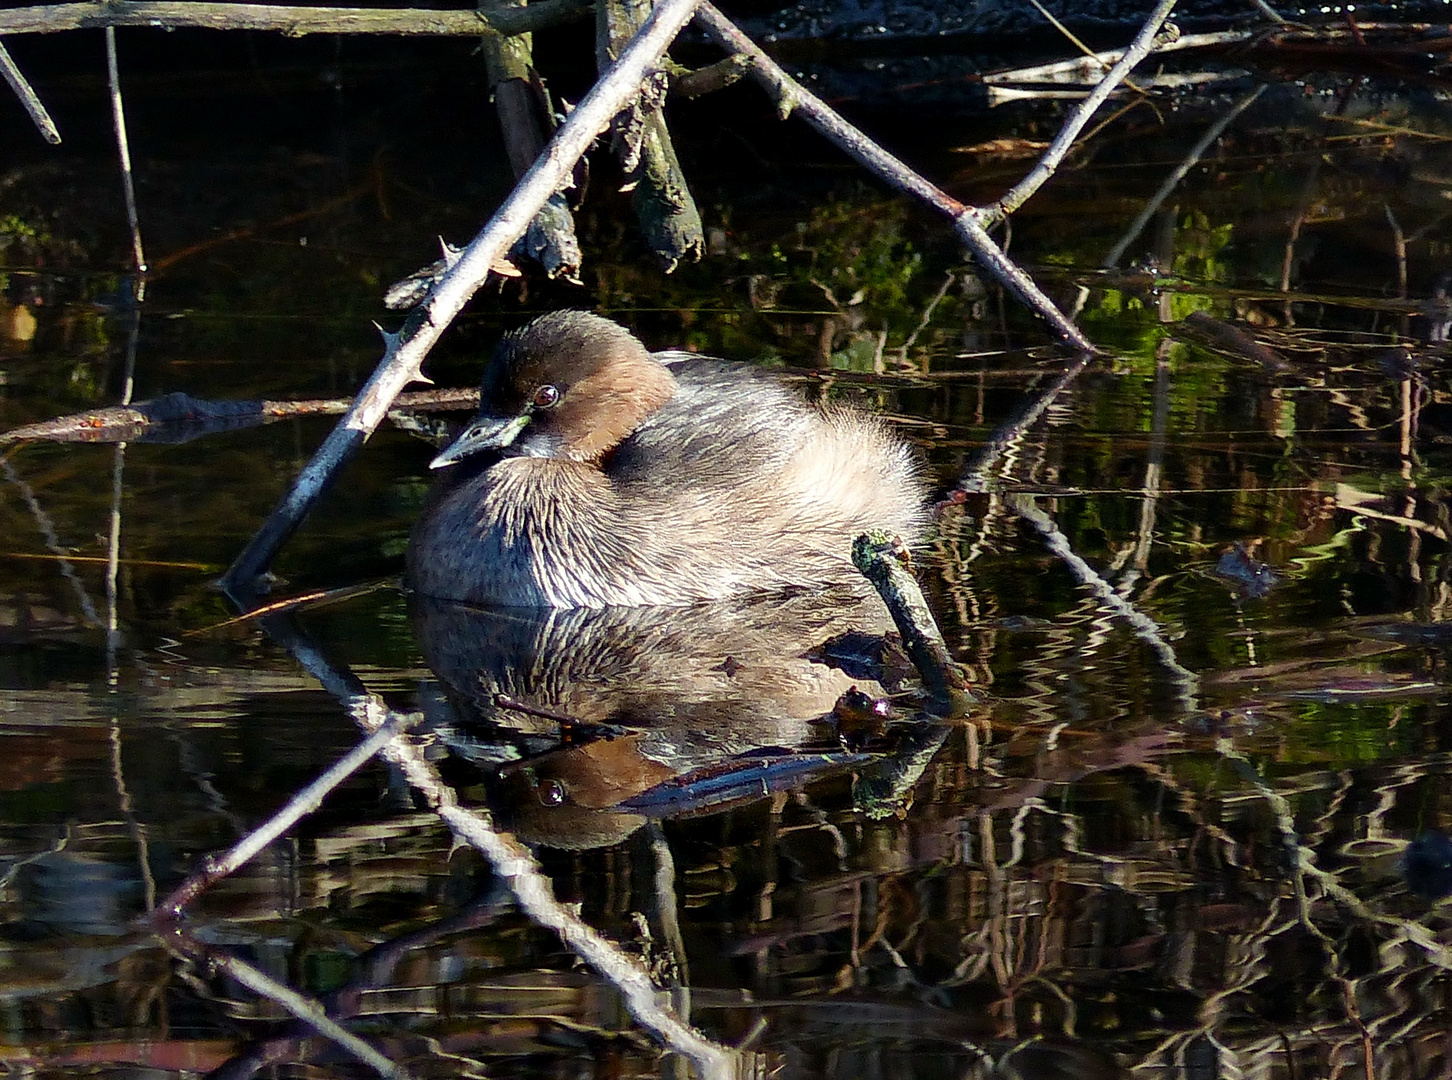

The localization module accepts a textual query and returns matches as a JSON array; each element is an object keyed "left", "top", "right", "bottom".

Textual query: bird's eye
[{"left": 532, "top": 385, "right": 561, "bottom": 409}]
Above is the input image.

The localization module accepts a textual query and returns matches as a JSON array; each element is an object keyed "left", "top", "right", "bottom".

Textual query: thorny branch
[{"left": 0, "top": 0, "right": 590, "bottom": 37}]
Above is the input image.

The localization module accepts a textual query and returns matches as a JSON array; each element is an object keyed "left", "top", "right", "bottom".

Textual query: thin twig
[
  {"left": 105, "top": 27, "right": 147, "bottom": 291},
  {"left": 0, "top": 0, "right": 588, "bottom": 37},
  {"left": 981, "top": 30, "right": 1250, "bottom": 85},
  {"left": 989, "top": 0, "right": 1180, "bottom": 222},
  {"left": 221, "top": 0, "right": 703, "bottom": 595},
  {"left": 105, "top": 304, "right": 140, "bottom": 670},
  {"left": 692, "top": 2, "right": 1094, "bottom": 353},
  {"left": 1385, "top": 203, "right": 1407, "bottom": 300},
  {"left": 0, "top": 37, "right": 59, "bottom": 142},
  {"left": 896, "top": 268, "right": 956, "bottom": 365}
]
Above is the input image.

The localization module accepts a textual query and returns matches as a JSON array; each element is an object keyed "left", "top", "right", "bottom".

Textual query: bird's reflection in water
[{"left": 411, "top": 589, "right": 905, "bottom": 849}]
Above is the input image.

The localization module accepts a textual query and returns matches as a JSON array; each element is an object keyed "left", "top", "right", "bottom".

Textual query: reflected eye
[{"left": 532, "top": 385, "right": 561, "bottom": 410}]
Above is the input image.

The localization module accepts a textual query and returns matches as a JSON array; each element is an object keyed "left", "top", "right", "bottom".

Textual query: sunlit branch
[
  {"left": 105, "top": 28, "right": 147, "bottom": 290},
  {"left": 852, "top": 530, "right": 976, "bottom": 717}
]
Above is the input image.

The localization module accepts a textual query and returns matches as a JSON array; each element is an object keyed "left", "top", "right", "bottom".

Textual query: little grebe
[{"left": 405, "top": 311, "right": 926, "bottom": 607}]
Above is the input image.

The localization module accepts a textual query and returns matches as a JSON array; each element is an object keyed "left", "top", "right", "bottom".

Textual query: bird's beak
[{"left": 428, "top": 412, "right": 530, "bottom": 469}]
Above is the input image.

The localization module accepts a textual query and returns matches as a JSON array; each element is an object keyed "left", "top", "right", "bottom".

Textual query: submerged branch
[
  {"left": 852, "top": 530, "right": 976, "bottom": 718},
  {"left": 0, "top": 388, "right": 478, "bottom": 445}
]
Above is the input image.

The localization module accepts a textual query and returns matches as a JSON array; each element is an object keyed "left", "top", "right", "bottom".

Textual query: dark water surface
[{"left": 0, "top": 27, "right": 1450, "bottom": 1080}]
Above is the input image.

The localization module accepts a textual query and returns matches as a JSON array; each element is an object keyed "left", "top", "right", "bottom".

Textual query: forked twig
[{"left": 988, "top": 0, "right": 1180, "bottom": 221}]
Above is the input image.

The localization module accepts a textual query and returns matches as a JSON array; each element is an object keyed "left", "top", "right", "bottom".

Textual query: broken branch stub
[{"left": 598, "top": 0, "right": 704, "bottom": 271}]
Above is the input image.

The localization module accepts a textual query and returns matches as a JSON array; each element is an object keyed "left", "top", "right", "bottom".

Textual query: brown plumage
[{"left": 406, "top": 311, "right": 927, "bottom": 608}]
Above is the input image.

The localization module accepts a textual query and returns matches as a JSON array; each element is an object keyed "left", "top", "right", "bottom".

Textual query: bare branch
[
  {"left": 988, "top": 0, "right": 1180, "bottom": 222},
  {"left": 0, "top": 0, "right": 589, "bottom": 37}
]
